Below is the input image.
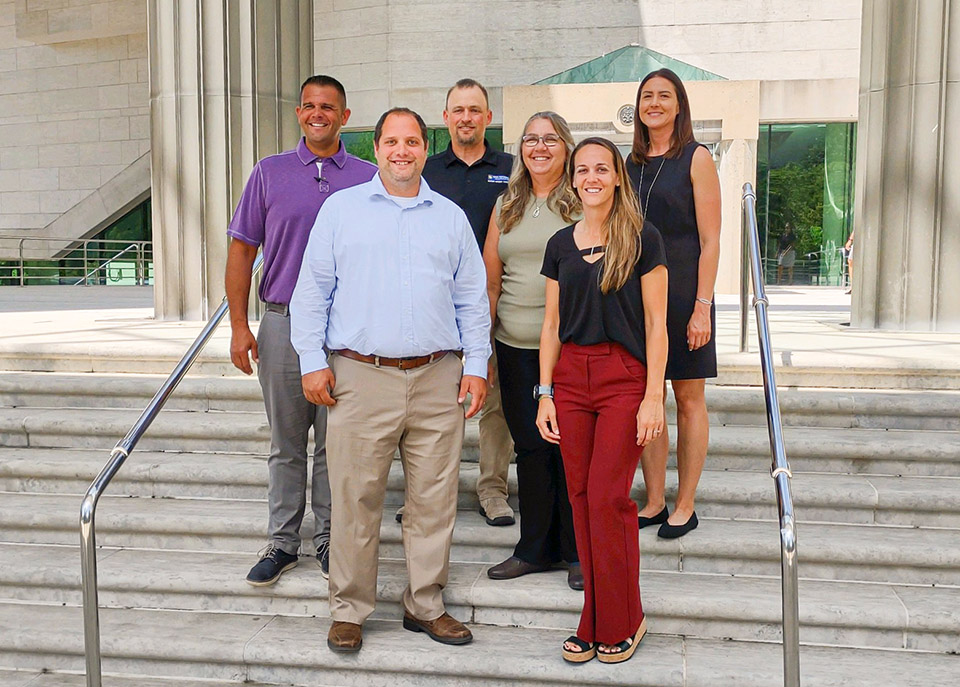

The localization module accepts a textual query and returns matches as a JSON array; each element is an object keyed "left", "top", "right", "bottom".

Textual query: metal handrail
[
  {"left": 741, "top": 182, "right": 801, "bottom": 686},
  {"left": 73, "top": 243, "right": 140, "bottom": 285},
  {"left": 79, "top": 253, "right": 263, "bottom": 687},
  {"left": 1, "top": 235, "right": 151, "bottom": 286}
]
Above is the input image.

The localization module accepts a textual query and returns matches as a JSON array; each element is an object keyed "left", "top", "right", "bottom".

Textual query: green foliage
[{"left": 765, "top": 145, "right": 825, "bottom": 260}]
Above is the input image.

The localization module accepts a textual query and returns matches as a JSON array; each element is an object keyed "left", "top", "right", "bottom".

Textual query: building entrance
[{"left": 757, "top": 123, "right": 857, "bottom": 287}]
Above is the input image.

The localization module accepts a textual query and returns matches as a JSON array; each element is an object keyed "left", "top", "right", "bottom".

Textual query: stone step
[
  {"left": 2, "top": 542, "right": 957, "bottom": 653},
  {"left": 2, "top": 602, "right": 959, "bottom": 687},
  {"left": 4, "top": 448, "right": 960, "bottom": 527},
  {"left": 4, "top": 371, "right": 959, "bottom": 430},
  {"left": 2, "top": 406, "right": 958, "bottom": 475},
  {"left": 0, "top": 670, "right": 265, "bottom": 687},
  {"left": 2, "top": 493, "right": 959, "bottom": 585}
]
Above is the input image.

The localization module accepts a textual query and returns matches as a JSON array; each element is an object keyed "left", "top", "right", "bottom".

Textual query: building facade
[{"left": 3, "top": 1, "right": 956, "bottom": 331}]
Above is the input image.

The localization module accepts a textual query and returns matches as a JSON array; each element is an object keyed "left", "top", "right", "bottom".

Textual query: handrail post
[
  {"left": 82, "top": 241, "right": 89, "bottom": 286},
  {"left": 779, "top": 503, "right": 800, "bottom": 687},
  {"left": 18, "top": 238, "right": 25, "bottom": 286},
  {"left": 79, "top": 253, "right": 262, "bottom": 686},
  {"left": 742, "top": 182, "right": 801, "bottom": 687},
  {"left": 80, "top": 446, "right": 127, "bottom": 687},
  {"left": 739, "top": 190, "right": 753, "bottom": 353}
]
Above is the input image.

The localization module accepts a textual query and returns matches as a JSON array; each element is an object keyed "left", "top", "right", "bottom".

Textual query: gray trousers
[{"left": 257, "top": 310, "right": 331, "bottom": 555}]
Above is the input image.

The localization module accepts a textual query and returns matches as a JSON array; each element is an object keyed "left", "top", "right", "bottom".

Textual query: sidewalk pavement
[{"left": 2, "top": 285, "right": 959, "bottom": 387}]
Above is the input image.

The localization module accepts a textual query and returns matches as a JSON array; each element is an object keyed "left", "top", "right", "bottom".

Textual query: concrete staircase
[{"left": 1, "top": 368, "right": 959, "bottom": 686}]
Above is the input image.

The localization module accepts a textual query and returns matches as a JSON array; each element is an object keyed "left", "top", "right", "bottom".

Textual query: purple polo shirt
[{"left": 227, "top": 138, "right": 376, "bottom": 305}]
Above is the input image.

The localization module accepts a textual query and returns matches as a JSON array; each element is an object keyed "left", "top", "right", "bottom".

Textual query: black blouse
[{"left": 541, "top": 222, "right": 667, "bottom": 364}]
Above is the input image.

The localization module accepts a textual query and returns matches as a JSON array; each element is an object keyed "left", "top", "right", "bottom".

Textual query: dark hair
[
  {"left": 299, "top": 75, "right": 347, "bottom": 109},
  {"left": 374, "top": 107, "right": 428, "bottom": 146},
  {"left": 630, "top": 68, "right": 694, "bottom": 165},
  {"left": 445, "top": 78, "right": 489, "bottom": 109}
]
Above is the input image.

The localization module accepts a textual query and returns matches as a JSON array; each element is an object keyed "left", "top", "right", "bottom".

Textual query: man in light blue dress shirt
[{"left": 290, "top": 107, "right": 491, "bottom": 653}]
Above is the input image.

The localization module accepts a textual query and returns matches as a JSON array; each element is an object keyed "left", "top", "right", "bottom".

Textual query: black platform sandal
[
  {"left": 597, "top": 618, "right": 647, "bottom": 664},
  {"left": 561, "top": 635, "right": 597, "bottom": 663}
]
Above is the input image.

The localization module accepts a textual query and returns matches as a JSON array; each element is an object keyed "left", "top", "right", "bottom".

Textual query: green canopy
[{"left": 535, "top": 45, "right": 725, "bottom": 85}]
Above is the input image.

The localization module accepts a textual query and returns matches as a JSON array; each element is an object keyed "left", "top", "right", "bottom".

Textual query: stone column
[
  {"left": 853, "top": 0, "right": 959, "bottom": 331},
  {"left": 149, "top": 0, "right": 313, "bottom": 320},
  {"left": 715, "top": 138, "right": 757, "bottom": 295}
]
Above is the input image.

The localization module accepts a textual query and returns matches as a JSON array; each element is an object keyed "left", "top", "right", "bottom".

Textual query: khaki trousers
[
  {"left": 476, "top": 347, "right": 514, "bottom": 503},
  {"left": 326, "top": 352, "right": 465, "bottom": 625}
]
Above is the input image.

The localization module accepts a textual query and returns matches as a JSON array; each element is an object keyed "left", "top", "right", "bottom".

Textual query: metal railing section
[
  {"left": 1, "top": 235, "right": 151, "bottom": 286},
  {"left": 73, "top": 243, "right": 141, "bottom": 285},
  {"left": 741, "top": 182, "right": 801, "bottom": 686},
  {"left": 79, "top": 254, "right": 263, "bottom": 687}
]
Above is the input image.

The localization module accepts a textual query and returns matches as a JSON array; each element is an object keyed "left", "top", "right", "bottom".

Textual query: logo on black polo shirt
[{"left": 487, "top": 174, "right": 509, "bottom": 184}]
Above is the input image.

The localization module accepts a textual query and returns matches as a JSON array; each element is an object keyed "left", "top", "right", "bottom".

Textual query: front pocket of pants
[{"left": 615, "top": 352, "right": 647, "bottom": 384}]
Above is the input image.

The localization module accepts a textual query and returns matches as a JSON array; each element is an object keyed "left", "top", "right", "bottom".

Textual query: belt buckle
[{"left": 399, "top": 357, "right": 412, "bottom": 370}]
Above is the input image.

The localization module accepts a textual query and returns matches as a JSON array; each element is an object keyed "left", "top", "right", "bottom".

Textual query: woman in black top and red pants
[{"left": 537, "top": 137, "right": 668, "bottom": 664}]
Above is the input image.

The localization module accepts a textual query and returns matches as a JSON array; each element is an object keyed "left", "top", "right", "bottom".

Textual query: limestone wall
[
  {"left": 638, "top": 0, "right": 862, "bottom": 82},
  {"left": 0, "top": 0, "right": 149, "bottom": 256},
  {"left": 316, "top": 0, "right": 862, "bottom": 128}
]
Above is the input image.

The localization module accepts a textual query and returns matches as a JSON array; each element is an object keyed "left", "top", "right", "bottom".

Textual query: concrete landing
[{"left": 3, "top": 285, "right": 960, "bottom": 387}]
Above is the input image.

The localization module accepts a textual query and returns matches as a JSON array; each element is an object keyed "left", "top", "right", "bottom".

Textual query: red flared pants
[{"left": 553, "top": 342, "right": 646, "bottom": 644}]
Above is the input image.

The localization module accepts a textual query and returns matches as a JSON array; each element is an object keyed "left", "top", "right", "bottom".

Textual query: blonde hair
[
  {"left": 499, "top": 112, "right": 580, "bottom": 234},
  {"left": 570, "top": 137, "right": 644, "bottom": 293}
]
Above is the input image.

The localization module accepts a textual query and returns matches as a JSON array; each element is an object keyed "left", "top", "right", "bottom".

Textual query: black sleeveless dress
[{"left": 626, "top": 141, "right": 717, "bottom": 380}]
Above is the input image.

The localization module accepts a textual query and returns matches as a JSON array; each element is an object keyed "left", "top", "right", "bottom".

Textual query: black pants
[{"left": 496, "top": 340, "right": 578, "bottom": 565}]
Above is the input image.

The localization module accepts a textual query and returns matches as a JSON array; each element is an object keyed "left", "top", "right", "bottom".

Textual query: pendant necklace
[
  {"left": 639, "top": 157, "right": 666, "bottom": 219},
  {"left": 532, "top": 197, "right": 547, "bottom": 218}
]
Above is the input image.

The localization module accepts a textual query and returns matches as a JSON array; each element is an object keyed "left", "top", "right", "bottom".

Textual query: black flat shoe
[
  {"left": 567, "top": 563, "right": 584, "bottom": 591},
  {"left": 657, "top": 512, "right": 699, "bottom": 539},
  {"left": 638, "top": 506, "right": 669, "bottom": 529}
]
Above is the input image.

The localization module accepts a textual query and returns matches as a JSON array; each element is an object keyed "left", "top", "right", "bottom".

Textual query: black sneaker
[
  {"left": 316, "top": 540, "right": 330, "bottom": 579},
  {"left": 245, "top": 544, "right": 298, "bottom": 586}
]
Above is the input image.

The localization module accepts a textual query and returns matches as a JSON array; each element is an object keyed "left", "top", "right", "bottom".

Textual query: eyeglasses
[{"left": 521, "top": 134, "right": 561, "bottom": 148}]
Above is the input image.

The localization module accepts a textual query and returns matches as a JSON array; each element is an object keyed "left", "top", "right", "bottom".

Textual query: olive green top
[{"left": 494, "top": 195, "right": 578, "bottom": 349}]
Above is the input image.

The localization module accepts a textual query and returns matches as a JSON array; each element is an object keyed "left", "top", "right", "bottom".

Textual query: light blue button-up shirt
[{"left": 290, "top": 173, "right": 492, "bottom": 379}]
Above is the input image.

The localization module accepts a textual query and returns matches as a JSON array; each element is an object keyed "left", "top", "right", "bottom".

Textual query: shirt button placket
[{"left": 399, "top": 208, "right": 415, "bottom": 354}]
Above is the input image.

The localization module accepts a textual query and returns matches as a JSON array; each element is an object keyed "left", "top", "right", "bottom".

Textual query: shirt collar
[
  {"left": 442, "top": 139, "right": 497, "bottom": 167},
  {"left": 369, "top": 172, "right": 434, "bottom": 208},
  {"left": 296, "top": 138, "right": 349, "bottom": 168}
]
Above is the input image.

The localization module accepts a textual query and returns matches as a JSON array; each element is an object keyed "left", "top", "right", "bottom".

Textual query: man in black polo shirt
[{"left": 396, "top": 78, "right": 516, "bottom": 527}]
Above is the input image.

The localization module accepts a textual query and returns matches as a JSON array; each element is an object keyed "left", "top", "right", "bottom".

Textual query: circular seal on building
[{"left": 618, "top": 104, "right": 635, "bottom": 127}]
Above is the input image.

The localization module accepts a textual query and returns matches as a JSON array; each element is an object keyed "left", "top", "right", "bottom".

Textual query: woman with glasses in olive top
[{"left": 483, "top": 112, "right": 582, "bottom": 589}]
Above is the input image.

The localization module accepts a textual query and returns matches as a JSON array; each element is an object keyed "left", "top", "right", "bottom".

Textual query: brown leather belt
[{"left": 334, "top": 348, "right": 451, "bottom": 370}]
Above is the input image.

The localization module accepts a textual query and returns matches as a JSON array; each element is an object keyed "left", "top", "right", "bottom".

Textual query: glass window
[{"left": 756, "top": 123, "right": 856, "bottom": 286}]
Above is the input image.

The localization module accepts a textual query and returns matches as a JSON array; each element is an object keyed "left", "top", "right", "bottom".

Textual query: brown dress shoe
[
  {"left": 486, "top": 556, "right": 551, "bottom": 580},
  {"left": 327, "top": 621, "right": 363, "bottom": 653},
  {"left": 402, "top": 612, "right": 473, "bottom": 645}
]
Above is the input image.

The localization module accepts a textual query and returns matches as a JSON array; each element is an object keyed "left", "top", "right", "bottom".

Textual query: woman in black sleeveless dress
[{"left": 625, "top": 69, "right": 721, "bottom": 539}]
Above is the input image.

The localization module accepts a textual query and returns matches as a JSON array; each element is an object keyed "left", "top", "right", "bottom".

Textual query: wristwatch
[{"left": 533, "top": 384, "right": 554, "bottom": 400}]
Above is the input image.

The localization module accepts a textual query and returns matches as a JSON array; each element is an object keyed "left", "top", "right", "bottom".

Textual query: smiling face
[
  {"left": 374, "top": 112, "right": 427, "bottom": 196},
  {"left": 637, "top": 76, "right": 680, "bottom": 134},
  {"left": 296, "top": 84, "right": 350, "bottom": 157},
  {"left": 520, "top": 117, "right": 567, "bottom": 186},
  {"left": 572, "top": 143, "right": 618, "bottom": 211},
  {"left": 443, "top": 86, "right": 492, "bottom": 149}
]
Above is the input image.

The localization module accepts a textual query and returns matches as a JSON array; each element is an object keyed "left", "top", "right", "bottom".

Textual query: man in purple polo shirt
[{"left": 225, "top": 74, "right": 376, "bottom": 586}]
